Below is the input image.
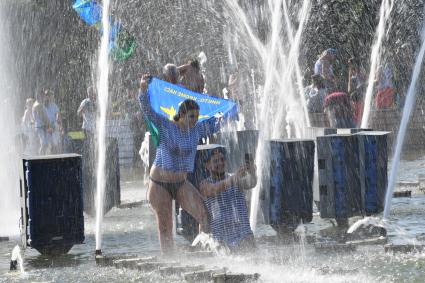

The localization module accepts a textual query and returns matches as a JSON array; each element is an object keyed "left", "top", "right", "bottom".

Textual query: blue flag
[
  {"left": 72, "top": 0, "right": 136, "bottom": 61},
  {"left": 147, "top": 78, "right": 238, "bottom": 123},
  {"left": 72, "top": 0, "right": 102, "bottom": 27}
]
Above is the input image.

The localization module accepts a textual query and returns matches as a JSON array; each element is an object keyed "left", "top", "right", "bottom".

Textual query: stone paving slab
[
  {"left": 137, "top": 261, "right": 176, "bottom": 272},
  {"left": 184, "top": 268, "right": 227, "bottom": 282},
  {"left": 212, "top": 272, "right": 260, "bottom": 283},
  {"left": 113, "top": 256, "right": 157, "bottom": 269},
  {"left": 159, "top": 265, "right": 205, "bottom": 277},
  {"left": 314, "top": 242, "right": 357, "bottom": 253},
  {"left": 384, "top": 244, "right": 425, "bottom": 253}
]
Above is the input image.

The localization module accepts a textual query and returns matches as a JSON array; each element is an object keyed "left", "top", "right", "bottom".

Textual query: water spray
[
  {"left": 94, "top": 0, "right": 111, "bottom": 255},
  {"left": 361, "top": 0, "right": 394, "bottom": 128},
  {"left": 383, "top": 22, "right": 425, "bottom": 219},
  {"left": 9, "top": 245, "right": 24, "bottom": 272}
]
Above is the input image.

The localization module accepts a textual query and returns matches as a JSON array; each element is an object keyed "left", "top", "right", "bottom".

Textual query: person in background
[
  {"left": 305, "top": 74, "right": 327, "bottom": 113},
  {"left": 21, "top": 98, "right": 36, "bottom": 154},
  {"left": 32, "top": 90, "right": 52, "bottom": 155},
  {"left": 162, "top": 63, "right": 179, "bottom": 85},
  {"left": 347, "top": 57, "right": 366, "bottom": 127},
  {"left": 199, "top": 147, "right": 257, "bottom": 252},
  {"left": 324, "top": 92, "right": 355, "bottom": 128},
  {"left": 77, "top": 86, "right": 97, "bottom": 145},
  {"left": 375, "top": 64, "right": 395, "bottom": 109},
  {"left": 45, "top": 90, "right": 62, "bottom": 153},
  {"left": 178, "top": 58, "right": 205, "bottom": 93},
  {"left": 139, "top": 74, "right": 223, "bottom": 254},
  {"left": 314, "top": 48, "right": 337, "bottom": 91}
]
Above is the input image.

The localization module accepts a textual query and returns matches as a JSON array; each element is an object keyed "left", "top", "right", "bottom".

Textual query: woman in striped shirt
[
  {"left": 199, "top": 147, "right": 257, "bottom": 251},
  {"left": 139, "top": 74, "right": 221, "bottom": 254}
]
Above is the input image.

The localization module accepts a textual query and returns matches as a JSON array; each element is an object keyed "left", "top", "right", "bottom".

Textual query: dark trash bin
[
  {"left": 356, "top": 131, "right": 389, "bottom": 215},
  {"left": 268, "top": 139, "right": 315, "bottom": 233},
  {"left": 20, "top": 154, "right": 85, "bottom": 255},
  {"left": 317, "top": 134, "right": 362, "bottom": 221}
]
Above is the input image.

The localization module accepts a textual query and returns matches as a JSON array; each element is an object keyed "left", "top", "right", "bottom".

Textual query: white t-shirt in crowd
[{"left": 78, "top": 98, "right": 96, "bottom": 133}]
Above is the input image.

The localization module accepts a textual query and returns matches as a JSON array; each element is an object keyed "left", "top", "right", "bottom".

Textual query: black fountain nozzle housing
[
  {"left": 95, "top": 249, "right": 106, "bottom": 266},
  {"left": 10, "top": 260, "right": 17, "bottom": 271},
  {"left": 95, "top": 250, "right": 120, "bottom": 267}
]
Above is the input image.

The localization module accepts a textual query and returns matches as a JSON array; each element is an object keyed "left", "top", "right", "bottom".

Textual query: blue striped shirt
[
  {"left": 204, "top": 174, "right": 253, "bottom": 247},
  {"left": 139, "top": 91, "right": 220, "bottom": 172}
]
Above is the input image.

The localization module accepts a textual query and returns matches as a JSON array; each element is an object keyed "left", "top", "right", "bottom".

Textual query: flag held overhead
[{"left": 147, "top": 78, "right": 238, "bottom": 123}]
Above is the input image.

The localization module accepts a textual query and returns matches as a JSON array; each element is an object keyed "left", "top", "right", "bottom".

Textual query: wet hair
[
  {"left": 188, "top": 58, "right": 200, "bottom": 71},
  {"left": 203, "top": 147, "right": 226, "bottom": 163},
  {"left": 173, "top": 99, "right": 200, "bottom": 122},
  {"left": 162, "top": 63, "right": 178, "bottom": 81}
]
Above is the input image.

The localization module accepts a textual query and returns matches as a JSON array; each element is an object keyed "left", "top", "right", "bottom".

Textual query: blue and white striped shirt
[
  {"left": 204, "top": 174, "right": 253, "bottom": 247},
  {"left": 139, "top": 91, "right": 220, "bottom": 172}
]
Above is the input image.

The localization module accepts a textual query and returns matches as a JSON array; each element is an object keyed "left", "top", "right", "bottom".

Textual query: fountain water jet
[
  {"left": 10, "top": 245, "right": 24, "bottom": 273},
  {"left": 361, "top": 0, "right": 394, "bottom": 128},
  {"left": 383, "top": 22, "right": 425, "bottom": 219},
  {"left": 223, "top": 0, "right": 311, "bottom": 232},
  {"left": 0, "top": 1, "right": 21, "bottom": 238},
  {"left": 95, "top": 0, "right": 112, "bottom": 253},
  {"left": 348, "top": 16, "right": 425, "bottom": 235}
]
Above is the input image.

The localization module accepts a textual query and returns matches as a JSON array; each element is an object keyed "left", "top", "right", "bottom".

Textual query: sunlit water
[
  {"left": 1, "top": 161, "right": 425, "bottom": 283},
  {"left": 95, "top": 0, "right": 112, "bottom": 252},
  {"left": 222, "top": 0, "right": 311, "bottom": 232},
  {"left": 0, "top": 1, "right": 21, "bottom": 237},
  {"left": 361, "top": 0, "right": 394, "bottom": 128},
  {"left": 384, "top": 22, "right": 425, "bottom": 219}
]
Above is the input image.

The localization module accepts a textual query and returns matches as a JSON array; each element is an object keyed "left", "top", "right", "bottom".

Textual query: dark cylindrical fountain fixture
[
  {"left": 268, "top": 139, "right": 315, "bottom": 234},
  {"left": 95, "top": 249, "right": 105, "bottom": 265},
  {"left": 9, "top": 260, "right": 17, "bottom": 271}
]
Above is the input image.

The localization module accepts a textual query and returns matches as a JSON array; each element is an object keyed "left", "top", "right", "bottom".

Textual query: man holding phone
[{"left": 199, "top": 147, "right": 257, "bottom": 252}]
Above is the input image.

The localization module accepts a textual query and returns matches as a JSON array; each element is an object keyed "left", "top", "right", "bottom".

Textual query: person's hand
[
  {"left": 140, "top": 73, "right": 151, "bottom": 93},
  {"left": 246, "top": 164, "right": 257, "bottom": 176},
  {"left": 236, "top": 166, "right": 248, "bottom": 179}
]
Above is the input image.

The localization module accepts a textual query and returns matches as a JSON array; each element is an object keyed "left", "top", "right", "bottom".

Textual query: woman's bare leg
[
  {"left": 148, "top": 181, "right": 173, "bottom": 254},
  {"left": 176, "top": 181, "right": 210, "bottom": 233}
]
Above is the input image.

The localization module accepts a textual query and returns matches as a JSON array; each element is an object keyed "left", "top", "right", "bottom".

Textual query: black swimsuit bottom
[{"left": 149, "top": 178, "right": 185, "bottom": 200}]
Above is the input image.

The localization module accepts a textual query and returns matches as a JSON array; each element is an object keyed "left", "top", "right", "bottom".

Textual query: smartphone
[{"left": 245, "top": 153, "right": 253, "bottom": 165}]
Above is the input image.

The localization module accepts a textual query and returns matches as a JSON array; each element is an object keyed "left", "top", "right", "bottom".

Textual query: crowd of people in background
[
  {"left": 306, "top": 48, "right": 397, "bottom": 128},
  {"left": 21, "top": 89, "right": 65, "bottom": 155}
]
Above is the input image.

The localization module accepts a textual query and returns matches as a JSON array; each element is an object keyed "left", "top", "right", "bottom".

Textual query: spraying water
[
  {"left": 281, "top": 0, "right": 310, "bottom": 128},
  {"left": 223, "top": 0, "right": 311, "bottom": 231},
  {"left": 383, "top": 24, "right": 425, "bottom": 219},
  {"left": 95, "top": 0, "right": 111, "bottom": 252},
  {"left": 361, "top": 0, "right": 394, "bottom": 128},
  {"left": 10, "top": 245, "right": 24, "bottom": 273},
  {"left": 0, "top": 1, "right": 20, "bottom": 237}
]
